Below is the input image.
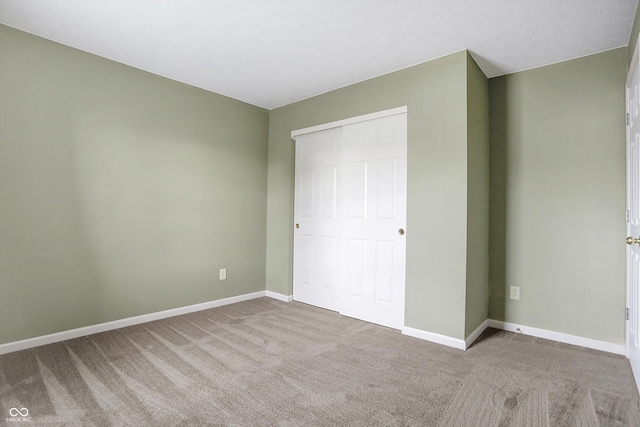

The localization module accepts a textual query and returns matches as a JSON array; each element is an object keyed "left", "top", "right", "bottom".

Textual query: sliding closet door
[
  {"left": 340, "top": 114, "right": 407, "bottom": 329},
  {"left": 293, "top": 111, "right": 407, "bottom": 330},
  {"left": 292, "top": 127, "right": 343, "bottom": 311}
]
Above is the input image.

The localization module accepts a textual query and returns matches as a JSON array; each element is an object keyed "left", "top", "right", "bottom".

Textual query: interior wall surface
[
  {"left": 0, "top": 25, "right": 269, "bottom": 344},
  {"left": 488, "top": 48, "right": 627, "bottom": 343},
  {"left": 4, "top": 20, "right": 627, "bottom": 348}
]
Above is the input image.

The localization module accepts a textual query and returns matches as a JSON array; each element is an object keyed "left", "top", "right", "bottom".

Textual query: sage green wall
[
  {"left": 629, "top": 1, "right": 640, "bottom": 66},
  {"left": 465, "top": 53, "right": 490, "bottom": 337},
  {"left": 488, "top": 48, "right": 627, "bottom": 343},
  {"left": 0, "top": 25, "right": 269, "bottom": 344},
  {"left": 267, "top": 51, "right": 471, "bottom": 339},
  {"left": 4, "top": 20, "right": 623, "bottom": 347}
]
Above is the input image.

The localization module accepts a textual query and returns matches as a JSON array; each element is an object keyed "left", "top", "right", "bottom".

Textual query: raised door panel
[{"left": 347, "top": 238, "right": 367, "bottom": 298}]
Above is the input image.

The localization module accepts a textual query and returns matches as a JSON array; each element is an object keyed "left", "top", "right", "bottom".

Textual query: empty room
[{"left": 1, "top": 0, "right": 640, "bottom": 425}]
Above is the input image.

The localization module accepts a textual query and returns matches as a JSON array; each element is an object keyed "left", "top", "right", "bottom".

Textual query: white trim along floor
[{"left": 0, "top": 291, "right": 625, "bottom": 356}]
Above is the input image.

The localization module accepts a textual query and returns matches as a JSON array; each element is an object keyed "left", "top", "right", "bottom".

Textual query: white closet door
[
  {"left": 340, "top": 114, "right": 407, "bottom": 329},
  {"left": 293, "top": 127, "right": 343, "bottom": 311},
  {"left": 293, "top": 111, "right": 407, "bottom": 330}
]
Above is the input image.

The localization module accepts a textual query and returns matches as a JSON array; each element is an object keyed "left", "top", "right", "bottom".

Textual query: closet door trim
[{"left": 291, "top": 106, "right": 407, "bottom": 139}]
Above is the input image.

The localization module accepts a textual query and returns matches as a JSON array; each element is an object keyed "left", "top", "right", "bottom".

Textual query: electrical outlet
[
  {"left": 219, "top": 268, "right": 227, "bottom": 280},
  {"left": 510, "top": 286, "right": 520, "bottom": 300}
]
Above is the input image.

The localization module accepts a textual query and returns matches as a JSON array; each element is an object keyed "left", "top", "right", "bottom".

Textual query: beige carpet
[{"left": 0, "top": 297, "right": 638, "bottom": 426}]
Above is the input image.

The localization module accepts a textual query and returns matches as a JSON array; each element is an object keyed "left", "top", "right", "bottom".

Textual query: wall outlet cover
[{"left": 510, "top": 286, "right": 520, "bottom": 300}]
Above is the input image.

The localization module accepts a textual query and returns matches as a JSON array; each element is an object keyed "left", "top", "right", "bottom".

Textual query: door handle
[
  {"left": 626, "top": 236, "right": 640, "bottom": 245},
  {"left": 398, "top": 228, "right": 405, "bottom": 235}
]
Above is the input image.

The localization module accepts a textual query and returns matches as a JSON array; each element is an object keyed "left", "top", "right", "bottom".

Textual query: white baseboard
[
  {"left": 2, "top": 295, "right": 623, "bottom": 358},
  {"left": 401, "top": 318, "right": 625, "bottom": 356},
  {"left": 465, "top": 319, "right": 489, "bottom": 349},
  {"left": 488, "top": 320, "right": 626, "bottom": 356},
  {"left": 402, "top": 319, "right": 489, "bottom": 351},
  {"left": 265, "top": 291, "right": 293, "bottom": 302},
  {"left": 0, "top": 291, "right": 269, "bottom": 356},
  {"left": 402, "top": 326, "right": 466, "bottom": 350}
]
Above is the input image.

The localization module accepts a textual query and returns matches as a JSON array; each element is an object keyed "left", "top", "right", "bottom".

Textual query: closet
[{"left": 292, "top": 108, "right": 407, "bottom": 329}]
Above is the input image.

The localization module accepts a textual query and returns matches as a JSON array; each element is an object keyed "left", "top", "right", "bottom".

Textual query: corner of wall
[{"left": 464, "top": 53, "right": 490, "bottom": 338}]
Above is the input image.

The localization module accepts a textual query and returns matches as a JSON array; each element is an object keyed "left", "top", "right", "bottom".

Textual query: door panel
[
  {"left": 348, "top": 238, "right": 367, "bottom": 297},
  {"left": 320, "top": 236, "right": 336, "bottom": 289},
  {"left": 321, "top": 166, "right": 337, "bottom": 218},
  {"left": 293, "top": 127, "right": 342, "bottom": 311},
  {"left": 631, "top": 251, "right": 639, "bottom": 348},
  {"left": 350, "top": 162, "right": 368, "bottom": 219},
  {"left": 300, "top": 168, "right": 314, "bottom": 217},
  {"left": 299, "top": 234, "right": 313, "bottom": 285},
  {"left": 376, "top": 158, "right": 397, "bottom": 219},
  {"left": 375, "top": 241, "right": 394, "bottom": 303},
  {"left": 340, "top": 114, "right": 407, "bottom": 329}
]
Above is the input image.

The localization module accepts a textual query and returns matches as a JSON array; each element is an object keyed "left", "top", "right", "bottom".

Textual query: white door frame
[
  {"left": 626, "top": 34, "right": 640, "bottom": 392},
  {"left": 291, "top": 106, "right": 407, "bottom": 138}
]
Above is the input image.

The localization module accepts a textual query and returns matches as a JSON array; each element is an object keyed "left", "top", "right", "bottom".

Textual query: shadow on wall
[
  {"left": 488, "top": 76, "right": 508, "bottom": 321},
  {"left": 0, "top": 109, "right": 109, "bottom": 344}
]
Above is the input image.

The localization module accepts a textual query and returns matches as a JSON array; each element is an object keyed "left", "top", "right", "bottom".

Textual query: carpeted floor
[{"left": 0, "top": 297, "right": 638, "bottom": 426}]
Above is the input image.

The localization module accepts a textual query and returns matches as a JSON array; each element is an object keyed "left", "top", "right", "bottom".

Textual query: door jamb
[{"left": 626, "top": 34, "right": 639, "bottom": 360}]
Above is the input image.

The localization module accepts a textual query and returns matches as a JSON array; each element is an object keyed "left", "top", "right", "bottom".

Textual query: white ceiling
[{"left": 0, "top": 0, "right": 637, "bottom": 110}]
